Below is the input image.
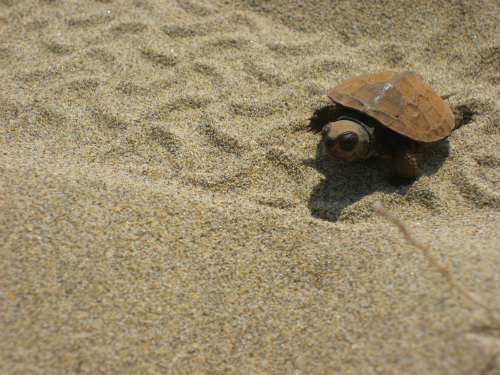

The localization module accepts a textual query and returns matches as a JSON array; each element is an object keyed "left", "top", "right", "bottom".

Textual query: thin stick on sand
[{"left": 374, "top": 202, "right": 500, "bottom": 325}]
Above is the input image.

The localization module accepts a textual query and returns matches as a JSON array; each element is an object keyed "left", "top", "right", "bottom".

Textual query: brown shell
[{"left": 327, "top": 71, "right": 455, "bottom": 143}]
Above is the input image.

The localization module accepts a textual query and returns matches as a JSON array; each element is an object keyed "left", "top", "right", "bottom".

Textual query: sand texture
[{"left": 1, "top": 0, "right": 500, "bottom": 374}]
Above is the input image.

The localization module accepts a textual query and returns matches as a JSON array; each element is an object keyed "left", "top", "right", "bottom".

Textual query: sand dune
[{"left": 1, "top": 0, "right": 499, "bottom": 374}]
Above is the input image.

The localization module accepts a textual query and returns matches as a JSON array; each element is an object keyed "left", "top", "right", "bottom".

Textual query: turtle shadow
[{"left": 305, "top": 139, "right": 450, "bottom": 222}]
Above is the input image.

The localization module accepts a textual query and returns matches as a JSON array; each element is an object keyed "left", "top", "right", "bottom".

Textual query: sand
[{"left": 1, "top": 0, "right": 500, "bottom": 374}]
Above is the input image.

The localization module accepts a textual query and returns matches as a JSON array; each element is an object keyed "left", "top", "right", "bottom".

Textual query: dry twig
[{"left": 374, "top": 202, "right": 500, "bottom": 325}]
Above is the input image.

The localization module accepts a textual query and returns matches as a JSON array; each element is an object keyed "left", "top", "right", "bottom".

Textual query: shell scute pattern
[{"left": 327, "top": 71, "right": 455, "bottom": 142}]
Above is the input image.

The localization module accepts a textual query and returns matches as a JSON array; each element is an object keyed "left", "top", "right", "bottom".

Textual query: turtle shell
[{"left": 327, "top": 71, "right": 455, "bottom": 143}]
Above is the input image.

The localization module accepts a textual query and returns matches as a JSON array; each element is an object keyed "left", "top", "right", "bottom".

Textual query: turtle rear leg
[
  {"left": 452, "top": 104, "right": 477, "bottom": 129},
  {"left": 440, "top": 94, "right": 477, "bottom": 129},
  {"left": 392, "top": 141, "right": 418, "bottom": 179},
  {"left": 307, "top": 103, "right": 345, "bottom": 133}
]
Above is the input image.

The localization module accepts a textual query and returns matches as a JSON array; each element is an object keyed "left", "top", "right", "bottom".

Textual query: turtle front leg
[
  {"left": 392, "top": 141, "right": 418, "bottom": 179},
  {"left": 307, "top": 104, "right": 345, "bottom": 133}
]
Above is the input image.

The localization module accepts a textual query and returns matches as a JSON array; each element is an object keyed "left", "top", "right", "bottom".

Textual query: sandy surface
[{"left": 1, "top": 0, "right": 500, "bottom": 374}]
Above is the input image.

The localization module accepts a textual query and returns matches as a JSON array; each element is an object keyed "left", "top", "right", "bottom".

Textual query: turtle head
[{"left": 321, "top": 119, "right": 374, "bottom": 161}]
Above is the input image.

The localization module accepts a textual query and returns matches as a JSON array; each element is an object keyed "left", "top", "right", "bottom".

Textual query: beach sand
[{"left": 1, "top": 0, "right": 500, "bottom": 374}]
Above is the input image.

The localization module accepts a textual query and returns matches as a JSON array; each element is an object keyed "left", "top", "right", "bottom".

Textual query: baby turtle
[{"left": 307, "top": 71, "right": 475, "bottom": 179}]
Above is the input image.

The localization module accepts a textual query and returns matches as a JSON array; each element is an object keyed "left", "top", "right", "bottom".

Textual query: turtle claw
[
  {"left": 307, "top": 104, "right": 337, "bottom": 133},
  {"left": 305, "top": 115, "right": 319, "bottom": 131}
]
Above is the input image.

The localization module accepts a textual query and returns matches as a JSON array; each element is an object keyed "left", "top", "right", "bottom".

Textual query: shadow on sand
[{"left": 305, "top": 139, "right": 451, "bottom": 222}]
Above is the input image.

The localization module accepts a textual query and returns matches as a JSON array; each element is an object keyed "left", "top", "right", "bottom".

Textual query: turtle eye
[
  {"left": 324, "top": 136, "right": 337, "bottom": 148},
  {"left": 338, "top": 131, "right": 358, "bottom": 151}
]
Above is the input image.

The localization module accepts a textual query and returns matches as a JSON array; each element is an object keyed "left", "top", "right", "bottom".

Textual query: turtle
[{"left": 307, "top": 71, "right": 476, "bottom": 179}]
